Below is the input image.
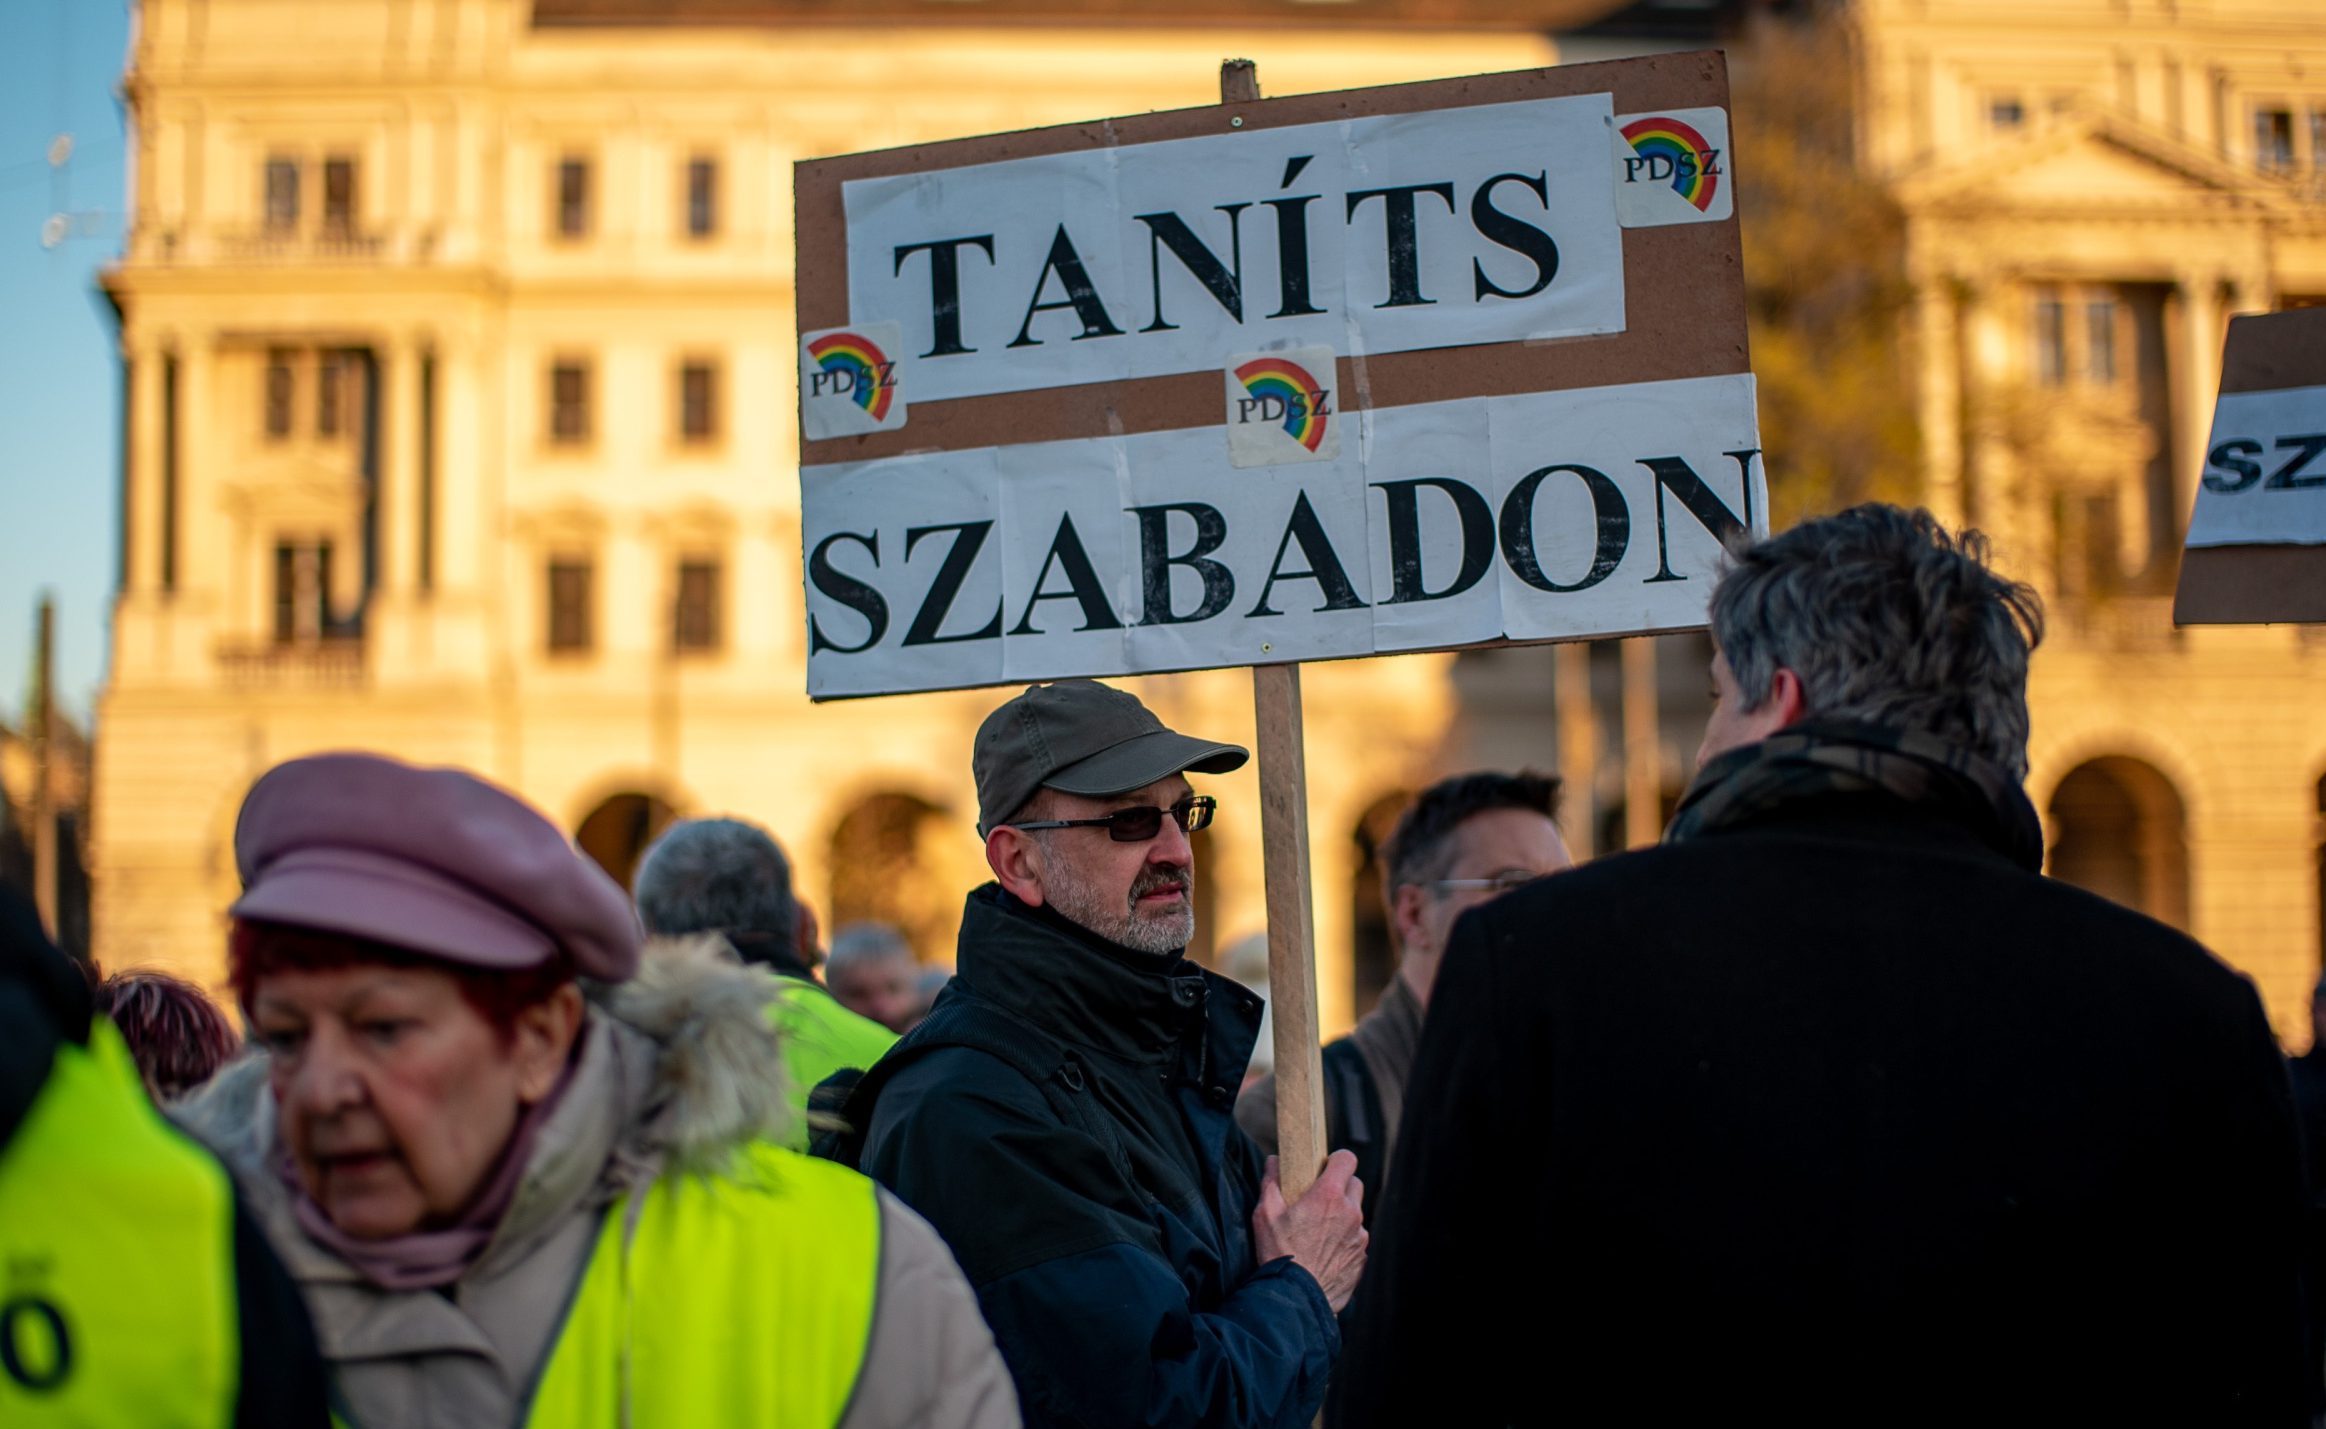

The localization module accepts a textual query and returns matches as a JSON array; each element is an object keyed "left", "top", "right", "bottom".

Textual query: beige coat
[{"left": 178, "top": 937, "right": 1017, "bottom": 1429}]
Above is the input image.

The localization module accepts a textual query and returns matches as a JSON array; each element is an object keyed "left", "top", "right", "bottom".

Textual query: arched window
[
  {"left": 2047, "top": 756, "right": 2190, "bottom": 930},
  {"left": 1350, "top": 789, "right": 1414, "bottom": 1021},
  {"left": 828, "top": 792, "right": 954, "bottom": 965},
  {"left": 574, "top": 791, "right": 677, "bottom": 892}
]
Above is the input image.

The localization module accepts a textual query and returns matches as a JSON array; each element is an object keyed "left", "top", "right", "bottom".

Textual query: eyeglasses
[
  {"left": 1424, "top": 871, "right": 1540, "bottom": 896},
  {"left": 1007, "top": 794, "right": 1217, "bottom": 843}
]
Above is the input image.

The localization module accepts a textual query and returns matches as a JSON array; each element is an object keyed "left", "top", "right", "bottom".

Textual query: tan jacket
[{"left": 178, "top": 936, "right": 1017, "bottom": 1429}]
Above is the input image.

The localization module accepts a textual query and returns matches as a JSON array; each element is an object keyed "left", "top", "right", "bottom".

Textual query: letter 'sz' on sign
[
  {"left": 1613, "top": 107, "right": 1733, "bottom": 227},
  {"left": 791, "top": 50, "right": 1766, "bottom": 700},
  {"left": 800, "top": 321, "right": 910, "bottom": 440}
]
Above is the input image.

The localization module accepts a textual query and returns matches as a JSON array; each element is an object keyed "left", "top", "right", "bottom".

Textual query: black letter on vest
[
  {"left": 1346, "top": 182, "right": 1457, "bottom": 308},
  {"left": 0, "top": 1297, "right": 73, "bottom": 1391},
  {"left": 1499, "top": 464, "right": 1629, "bottom": 593},
  {"left": 1640, "top": 450, "right": 1757, "bottom": 584},
  {"left": 901, "top": 521, "right": 1003, "bottom": 646},
  {"left": 1130, "top": 503, "right": 1236, "bottom": 625},
  {"left": 807, "top": 531, "right": 889, "bottom": 655},
  {"left": 1010, "top": 514, "right": 1124, "bottom": 634},
  {"left": 1373, "top": 478, "right": 1495, "bottom": 604},
  {"left": 893, "top": 235, "right": 996, "bottom": 358},
  {"left": 1009, "top": 227, "right": 1125, "bottom": 348},
  {"left": 1137, "top": 207, "right": 1249, "bottom": 332},
  {"left": 1248, "top": 492, "right": 1368, "bottom": 617},
  {"left": 1470, "top": 172, "right": 1559, "bottom": 302}
]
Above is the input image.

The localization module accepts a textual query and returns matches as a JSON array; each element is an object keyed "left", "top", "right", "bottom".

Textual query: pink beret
[{"left": 230, "top": 753, "right": 641, "bottom": 983}]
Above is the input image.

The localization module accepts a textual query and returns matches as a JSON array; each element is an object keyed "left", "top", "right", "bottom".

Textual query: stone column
[
  {"left": 1555, "top": 642, "right": 1598, "bottom": 859},
  {"left": 382, "top": 332, "right": 424, "bottom": 600},
  {"left": 2168, "top": 272, "right": 2222, "bottom": 547},
  {"left": 121, "top": 332, "right": 166, "bottom": 602},
  {"left": 1621, "top": 637, "right": 1662, "bottom": 850},
  {"left": 1913, "top": 276, "right": 1965, "bottom": 528}
]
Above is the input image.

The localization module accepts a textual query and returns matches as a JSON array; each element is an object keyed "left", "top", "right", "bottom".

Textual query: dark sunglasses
[{"left": 1007, "top": 794, "right": 1217, "bottom": 843}]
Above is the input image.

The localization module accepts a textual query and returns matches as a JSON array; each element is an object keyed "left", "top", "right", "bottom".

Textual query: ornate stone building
[{"left": 93, "top": 0, "right": 2326, "bottom": 1039}]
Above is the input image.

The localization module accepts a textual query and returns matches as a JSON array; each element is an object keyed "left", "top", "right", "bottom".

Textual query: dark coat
[
  {"left": 1334, "top": 785, "right": 2314, "bottom": 1427},
  {"left": 848, "top": 885, "right": 1337, "bottom": 1429}
]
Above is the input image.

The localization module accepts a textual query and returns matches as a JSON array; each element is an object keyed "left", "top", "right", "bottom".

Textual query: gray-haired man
[{"left": 1337, "top": 505, "right": 2312, "bottom": 1427}]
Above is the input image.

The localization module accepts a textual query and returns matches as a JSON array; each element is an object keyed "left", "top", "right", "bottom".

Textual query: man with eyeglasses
[
  {"left": 825, "top": 679, "right": 1366, "bottom": 1429},
  {"left": 1237, "top": 770, "right": 1568, "bottom": 1224}
]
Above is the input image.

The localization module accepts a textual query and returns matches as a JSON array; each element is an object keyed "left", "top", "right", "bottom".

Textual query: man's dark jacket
[
  {"left": 1335, "top": 725, "right": 2315, "bottom": 1428},
  {"left": 841, "top": 884, "right": 1337, "bottom": 1429}
]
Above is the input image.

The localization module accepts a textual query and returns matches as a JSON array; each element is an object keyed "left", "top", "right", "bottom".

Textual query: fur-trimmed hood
[{"left": 177, "top": 932, "right": 793, "bottom": 1248}]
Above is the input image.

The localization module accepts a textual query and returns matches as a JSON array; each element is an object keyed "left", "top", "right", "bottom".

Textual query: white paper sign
[
  {"left": 799, "top": 322, "right": 911, "bottom": 439},
  {"left": 2185, "top": 384, "right": 2326, "bottom": 547},
  {"left": 841, "top": 94, "right": 1625, "bottom": 405},
  {"left": 803, "top": 374, "right": 1765, "bottom": 698},
  {"left": 1613, "top": 107, "right": 1733, "bottom": 227}
]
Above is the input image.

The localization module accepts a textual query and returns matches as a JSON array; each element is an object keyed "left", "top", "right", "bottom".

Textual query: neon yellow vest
[
  {"left": 767, "top": 978, "right": 897, "bottom": 1151},
  {"left": 0, "top": 1020, "right": 239, "bottom": 1426},
  {"left": 527, "top": 1141, "right": 881, "bottom": 1427}
]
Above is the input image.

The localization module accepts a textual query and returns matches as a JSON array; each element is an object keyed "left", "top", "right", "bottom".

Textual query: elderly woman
[{"left": 178, "top": 753, "right": 1017, "bottom": 1429}]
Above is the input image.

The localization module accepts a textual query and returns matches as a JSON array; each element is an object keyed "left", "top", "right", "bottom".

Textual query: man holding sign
[{"left": 828, "top": 680, "right": 1365, "bottom": 1429}]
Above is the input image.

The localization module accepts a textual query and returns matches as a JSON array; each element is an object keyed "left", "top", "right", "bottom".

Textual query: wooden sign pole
[{"left": 1222, "top": 58, "right": 1329, "bottom": 1202}]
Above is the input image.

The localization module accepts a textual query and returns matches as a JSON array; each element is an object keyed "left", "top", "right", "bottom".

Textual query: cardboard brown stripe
[
  {"left": 2174, "top": 545, "right": 2326, "bottom": 625},
  {"left": 794, "top": 53, "right": 1744, "bottom": 465},
  {"left": 2218, "top": 306, "right": 2326, "bottom": 396}
]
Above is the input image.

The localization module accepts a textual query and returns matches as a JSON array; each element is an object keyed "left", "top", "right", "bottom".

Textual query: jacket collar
[{"left": 953, "top": 884, "right": 1263, "bottom": 1087}]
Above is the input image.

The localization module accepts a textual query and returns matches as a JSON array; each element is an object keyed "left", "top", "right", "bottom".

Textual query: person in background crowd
[
  {"left": 633, "top": 816, "right": 896, "bottom": 1146},
  {"left": 97, "top": 967, "right": 243, "bottom": 1102},
  {"left": 826, "top": 680, "right": 1364, "bottom": 1429},
  {"left": 1334, "top": 506, "right": 2314, "bottom": 1427},
  {"left": 827, "top": 922, "right": 924, "bottom": 1034},
  {"left": 906, "top": 964, "right": 951, "bottom": 1033},
  {"left": 176, "top": 753, "right": 1016, "bottom": 1429},
  {"left": 1237, "top": 771, "right": 1568, "bottom": 1224},
  {"left": 2287, "top": 973, "right": 2326, "bottom": 1197},
  {"left": 0, "top": 886, "right": 330, "bottom": 1426}
]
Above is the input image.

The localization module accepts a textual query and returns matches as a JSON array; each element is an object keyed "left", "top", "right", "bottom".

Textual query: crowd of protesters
[{"left": 3, "top": 501, "right": 2322, "bottom": 1426}]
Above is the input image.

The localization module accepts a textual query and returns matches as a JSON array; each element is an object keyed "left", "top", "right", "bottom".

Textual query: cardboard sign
[
  {"left": 2175, "top": 307, "right": 2326, "bottom": 625},
  {"left": 795, "top": 51, "right": 1763, "bottom": 698}
]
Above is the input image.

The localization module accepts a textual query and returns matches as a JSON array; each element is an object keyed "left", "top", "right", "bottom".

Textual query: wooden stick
[
  {"left": 1220, "top": 56, "right": 1327, "bottom": 1202},
  {"left": 1622, "top": 636, "right": 1662, "bottom": 849},
  {"left": 1254, "top": 662, "right": 1327, "bottom": 1199},
  {"left": 1554, "top": 641, "right": 1598, "bottom": 858}
]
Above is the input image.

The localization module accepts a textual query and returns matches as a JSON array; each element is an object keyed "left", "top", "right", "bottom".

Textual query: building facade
[{"left": 94, "top": 0, "right": 2326, "bottom": 1040}]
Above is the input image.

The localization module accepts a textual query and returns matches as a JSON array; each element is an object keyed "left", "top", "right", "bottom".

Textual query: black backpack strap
[{"left": 813, "top": 997, "right": 1131, "bottom": 1179}]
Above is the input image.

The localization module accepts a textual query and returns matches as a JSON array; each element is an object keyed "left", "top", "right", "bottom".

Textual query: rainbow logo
[
  {"left": 1621, "top": 115, "right": 1720, "bottom": 213},
  {"left": 1233, "top": 356, "right": 1330, "bottom": 453},
  {"left": 806, "top": 331, "right": 896, "bottom": 422}
]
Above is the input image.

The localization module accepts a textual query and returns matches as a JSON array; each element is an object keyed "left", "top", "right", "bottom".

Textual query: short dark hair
[
  {"left": 1380, "top": 771, "right": 1563, "bottom": 895},
  {"left": 1710, "top": 504, "right": 2044, "bottom": 776},
  {"left": 96, "top": 969, "right": 241, "bottom": 1102}
]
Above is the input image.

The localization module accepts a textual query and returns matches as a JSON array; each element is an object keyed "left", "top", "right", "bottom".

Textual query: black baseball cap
[{"left": 974, "top": 680, "right": 1248, "bottom": 836}]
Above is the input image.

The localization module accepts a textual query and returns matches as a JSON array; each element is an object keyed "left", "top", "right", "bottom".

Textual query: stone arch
[
  {"left": 2046, "top": 755, "right": 2191, "bottom": 930},
  {"left": 1349, "top": 788, "right": 1414, "bottom": 1021},
  {"left": 827, "top": 789, "right": 959, "bottom": 967},
  {"left": 574, "top": 790, "right": 679, "bottom": 893}
]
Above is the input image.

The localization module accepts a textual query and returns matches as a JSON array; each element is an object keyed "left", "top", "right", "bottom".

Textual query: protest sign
[
  {"left": 2175, "top": 307, "right": 2326, "bottom": 625},
  {"left": 795, "top": 50, "right": 1764, "bottom": 700}
]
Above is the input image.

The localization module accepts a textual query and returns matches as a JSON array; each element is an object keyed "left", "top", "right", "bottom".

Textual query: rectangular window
[
  {"left": 273, "top": 540, "right": 332, "bottom": 643},
  {"left": 556, "top": 156, "right": 592, "bottom": 239},
  {"left": 322, "top": 155, "right": 357, "bottom": 235},
  {"left": 549, "top": 361, "right": 591, "bottom": 445},
  {"left": 2032, "top": 290, "right": 2066, "bottom": 386},
  {"left": 2256, "top": 108, "right": 2296, "bottom": 171},
  {"left": 2312, "top": 109, "right": 2326, "bottom": 170},
  {"left": 686, "top": 156, "right": 719, "bottom": 239},
  {"left": 2085, "top": 298, "right": 2119, "bottom": 385},
  {"left": 1989, "top": 97, "right": 2026, "bottom": 131},
  {"left": 548, "top": 559, "right": 594, "bottom": 653},
  {"left": 264, "top": 349, "right": 297, "bottom": 438},
  {"left": 264, "top": 157, "right": 301, "bottom": 232},
  {"left": 674, "top": 559, "right": 723, "bottom": 652},
  {"left": 679, "top": 360, "right": 718, "bottom": 443},
  {"left": 316, "top": 351, "right": 345, "bottom": 437}
]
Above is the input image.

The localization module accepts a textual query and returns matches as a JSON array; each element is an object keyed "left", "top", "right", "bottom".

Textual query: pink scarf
[{"left": 279, "top": 1057, "right": 579, "bottom": 1292}]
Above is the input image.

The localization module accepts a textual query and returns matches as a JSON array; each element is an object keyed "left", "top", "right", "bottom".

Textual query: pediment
[{"left": 1901, "top": 113, "right": 2298, "bottom": 216}]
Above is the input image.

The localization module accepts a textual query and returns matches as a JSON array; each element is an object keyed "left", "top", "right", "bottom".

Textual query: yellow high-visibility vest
[
  {"left": 0, "top": 1020, "right": 239, "bottom": 1426},
  {"left": 526, "top": 1140, "right": 882, "bottom": 1427}
]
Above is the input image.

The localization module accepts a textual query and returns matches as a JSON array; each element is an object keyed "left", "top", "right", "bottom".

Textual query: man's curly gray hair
[{"left": 1709, "top": 504, "right": 2046, "bottom": 777}]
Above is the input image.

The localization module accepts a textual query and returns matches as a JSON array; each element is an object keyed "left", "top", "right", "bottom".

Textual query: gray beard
[{"left": 1038, "top": 852, "right": 1195, "bottom": 956}]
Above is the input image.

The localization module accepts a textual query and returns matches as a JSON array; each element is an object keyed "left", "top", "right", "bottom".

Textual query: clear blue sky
[{"left": 0, "top": 0, "right": 130, "bottom": 728}]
